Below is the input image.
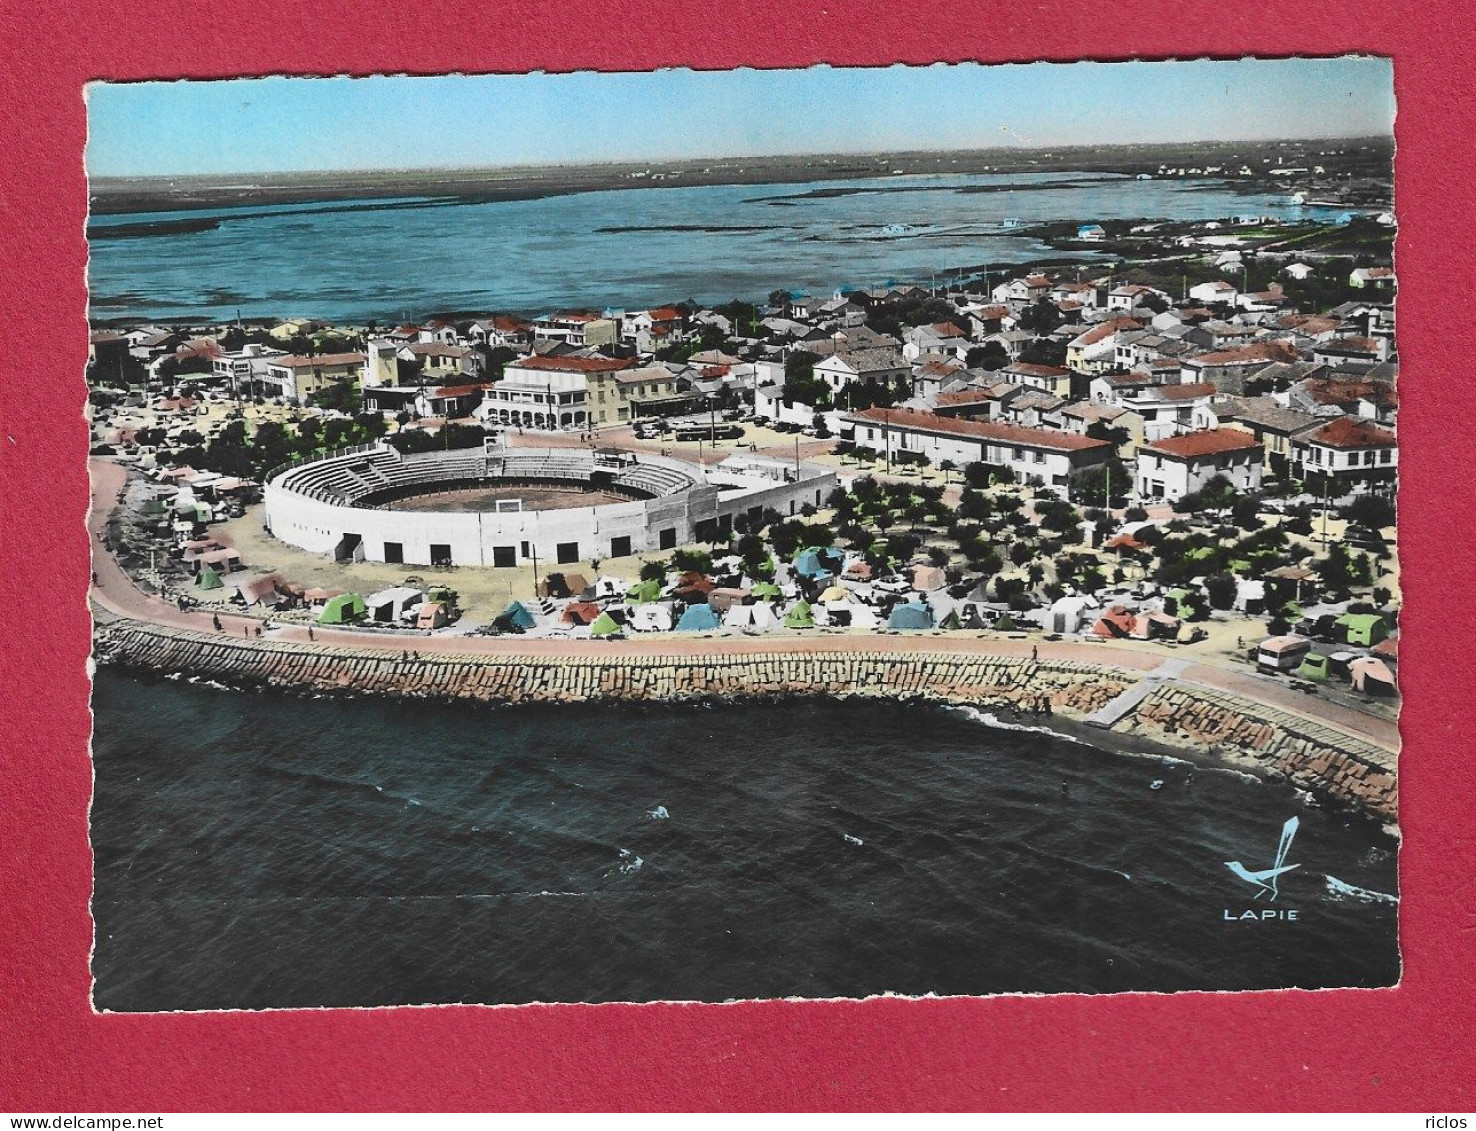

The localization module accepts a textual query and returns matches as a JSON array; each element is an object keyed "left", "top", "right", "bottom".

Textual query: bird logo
[{"left": 1225, "top": 816, "right": 1300, "bottom": 901}]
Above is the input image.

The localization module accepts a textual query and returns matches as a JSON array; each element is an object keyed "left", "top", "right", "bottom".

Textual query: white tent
[
  {"left": 366, "top": 585, "right": 425, "bottom": 624},
  {"left": 593, "top": 575, "right": 630, "bottom": 599},
  {"left": 815, "top": 600, "right": 878, "bottom": 629},
  {"left": 749, "top": 603, "right": 781, "bottom": 630},
  {"left": 724, "top": 602, "right": 783, "bottom": 631},
  {"left": 630, "top": 604, "right": 674, "bottom": 633}
]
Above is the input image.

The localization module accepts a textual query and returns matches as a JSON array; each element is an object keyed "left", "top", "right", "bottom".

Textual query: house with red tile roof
[
  {"left": 1179, "top": 339, "right": 1304, "bottom": 395},
  {"left": 1136, "top": 428, "right": 1263, "bottom": 502},
  {"left": 846, "top": 407, "right": 1111, "bottom": 496},
  {"left": 1292, "top": 417, "right": 1397, "bottom": 496}
]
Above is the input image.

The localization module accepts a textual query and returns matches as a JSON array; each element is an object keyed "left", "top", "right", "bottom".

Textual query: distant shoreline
[{"left": 88, "top": 137, "right": 1394, "bottom": 216}]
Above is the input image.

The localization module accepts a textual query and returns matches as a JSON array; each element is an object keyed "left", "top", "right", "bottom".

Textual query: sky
[{"left": 85, "top": 57, "right": 1394, "bottom": 179}]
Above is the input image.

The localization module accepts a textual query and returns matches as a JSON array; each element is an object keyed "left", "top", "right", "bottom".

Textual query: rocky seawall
[{"left": 91, "top": 620, "right": 1397, "bottom": 823}]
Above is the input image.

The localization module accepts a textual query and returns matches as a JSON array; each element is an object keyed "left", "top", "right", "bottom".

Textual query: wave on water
[
  {"left": 1325, "top": 875, "right": 1399, "bottom": 904},
  {"left": 257, "top": 764, "right": 425, "bottom": 809},
  {"left": 647, "top": 805, "right": 670, "bottom": 820},
  {"left": 941, "top": 704, "right": 1271, "bottom": 789},
  {"left": 615, "top": 848, "right": 643, "bottom": 875}
]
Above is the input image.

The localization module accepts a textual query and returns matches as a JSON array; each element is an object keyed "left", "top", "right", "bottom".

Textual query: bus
[{"left": 674, "top": 422, "right": 744, "bottom": 442}]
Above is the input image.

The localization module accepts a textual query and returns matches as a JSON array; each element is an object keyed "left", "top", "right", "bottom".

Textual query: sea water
[
  {"left": 86, "top": 171, "right": 1354, "bottom": 324},
  {"left": 89, "top": 671, "right": 1398, "bottom": 1011}
]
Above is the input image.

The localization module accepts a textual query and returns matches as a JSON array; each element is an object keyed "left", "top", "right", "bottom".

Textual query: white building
[
  {"left": 813, "top": 348, "right": 909, "bottom": 397},
  {"left": 1135, "top": 428, "right": 1263, "bottom": 501},
  {"left": 846, "top": 407, "right": 1112, "bottom": 496}
]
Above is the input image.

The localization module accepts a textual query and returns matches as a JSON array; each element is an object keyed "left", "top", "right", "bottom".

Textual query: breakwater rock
[{"left": 92, "top": 620, "right": 1397, "bottom": 822}]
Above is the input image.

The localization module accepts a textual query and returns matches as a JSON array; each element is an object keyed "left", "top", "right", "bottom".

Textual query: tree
[
  {"left": 1017, "top": 297, "right": 1063, "bottom": 336},
  {"left": 1343, "top": 493, "right": 1396, "bottom": 529},
  {"left": 671, "top": 548, "right": 712, "bottom": 574},
  {"left": 1232, "top": 496, "right": 1263, "bottom": 531},
  {"left": 781, "top": 350, "right": 827, "bottom": 407},
  {"left": 1204, "top": 571, "right": 1238, "bottom": 610},
  {"left": 966, "top": 342, "right": 1010, "bottom": 371},
  {"left": 1018, "top": 338, "right": 1067, "bottom": 368}
]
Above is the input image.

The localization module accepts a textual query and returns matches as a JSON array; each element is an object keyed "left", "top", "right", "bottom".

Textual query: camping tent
[
  {"left": 676, "top": 603, "right": 721, "bottom": 632},
  {"left": 793, "top": 547, "right": 844, "bottom": 579},
  {"left": 819, "top": 584, "right": 853, "bottom": 605},
  {"left": 195, "top": 563, "right": 224, "bottom": 591},
  {"left": 910, "top": 565, "right": 947, "bottom": 592},
  {"left": 889, "top": 602, "right": 934, "bottom": 630},
  {"left": 303, "top": 587, "right": 342, "bottom": 606},
  {"left": 234, "top": 576, "right": 282, "bottom": 607},
  {"left": 783, "top": 600, "right": 815, "bottom": 628},
  {"left": 1337, "top": 613, "right": 1388, "bottom": 647},
  {"left": 750, "top": 580, "right": 783, "bottom": 600},
  {"left": 626, "top": 578, "right": 664, "bottom": 605},
  {"left": 590, "top": 611, "right": 622, "bottom": 637},
  {"left": 561, "top": 601, "right": 602, "bottom": 626},
  {"left": 722, "top": 604, "right": 757, "bottom": 629},
  {"left": 495, "top": 601, "right": 538, "bottom": 632},
  {"left": 939, "top": 610, "right": 962, "bottom": 631},
  {"left": 707, "top": 587, "right": 750, "bottom": 613},
  {"left": 629, "top": 603, "right": 674, "bottom": 633},
  {"left": 674, "top": 573, "right": 716, "bottom": 602},
  {"left": 1349, "top": 656, "right": 1397, "bottom": 695},
  {"left": 593, "top": 576, "right": 629, "bottom": 599},
  {"left": 366, "top": 586, "right": 424, "bottom": 624},
  {"left": 317, "top": 592, "right": 367, "bottom": 625},
  {"left": 415, "top": 601, "right": 449, "bottom": 630}
]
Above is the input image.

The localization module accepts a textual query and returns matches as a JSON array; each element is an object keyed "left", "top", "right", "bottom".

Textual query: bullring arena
[{"left": 264, "top": 441, "right": 838, "bottom": 568}]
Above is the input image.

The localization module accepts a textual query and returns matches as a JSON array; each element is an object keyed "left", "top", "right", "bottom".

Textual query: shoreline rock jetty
[{"left": 93, "top": 618, "right": 1397, "bottom": 823}]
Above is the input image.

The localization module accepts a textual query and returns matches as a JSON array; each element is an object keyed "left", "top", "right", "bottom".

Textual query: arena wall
[{"left": 264, "top": 445, "right": 837, "bottom": 567}]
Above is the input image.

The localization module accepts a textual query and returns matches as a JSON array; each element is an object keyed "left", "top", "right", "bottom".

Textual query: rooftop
[
  {"left": 849, "top": 407, "right": 1111, "bottom": 452},
  {"left": 1142, "top": 428, "right": 1262, "bottom": 460}
]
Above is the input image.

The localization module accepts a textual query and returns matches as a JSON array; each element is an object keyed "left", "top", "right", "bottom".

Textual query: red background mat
[{"left": 1, "top": 0, "right": 1471, "bottom": 1111}]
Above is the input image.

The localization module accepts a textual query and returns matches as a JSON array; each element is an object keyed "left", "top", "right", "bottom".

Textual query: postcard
[{"left": 83, "top": 58, "right": 1399, "bottom": 1011}]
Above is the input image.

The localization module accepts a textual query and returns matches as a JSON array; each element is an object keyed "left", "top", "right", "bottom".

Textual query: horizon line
[{"left": 86, "top": 131, "right": 1391, "bottom": 185}]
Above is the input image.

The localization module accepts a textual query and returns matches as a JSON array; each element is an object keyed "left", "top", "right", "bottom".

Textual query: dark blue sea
[
  {"left": 86, "top": 172, "right": 1357, "bottom": 324},
  {"left": 89, "top": 671, "right": 1399, "bottom": 1011}
]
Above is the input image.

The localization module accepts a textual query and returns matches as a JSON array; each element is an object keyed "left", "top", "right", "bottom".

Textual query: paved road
[{"left": 88, "top": 457, "right": 1399, "bottom": 753}]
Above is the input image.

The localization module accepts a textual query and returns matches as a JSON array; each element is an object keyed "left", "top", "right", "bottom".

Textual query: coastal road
[{"left": 88, "top": 458, "right": 1399, "bottom": 754}]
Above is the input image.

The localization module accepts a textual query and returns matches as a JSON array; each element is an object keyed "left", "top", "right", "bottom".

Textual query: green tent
[
  {"left": 196, "top": 563, "right": 224, "bottom": 591},
  {"left": 317, "top": 592, "right": 367, "bottom": 625},
  {"left": 625, "top": 578, "right": 663, "bottom": 605},
  {"left": 590, "top": 611, "right": 622, "bottom": 637},
  {"left": 783, "top": 600, "right": 814, "bottom": 629},
  {"left": 994, "top": 613, "right": 1018, "bottom": 631},
  {"left": 939, "top": 609, "right": 962, "bottom": 631},
  {"left": 1297, "top": 653, "right": 1331, "bottom": 680},
  {"left": 750, "top": 581, "right": 783, "bottom": 600},
  {"left": 1337, "top": 612, "right": 1387, "bottom": 647}
]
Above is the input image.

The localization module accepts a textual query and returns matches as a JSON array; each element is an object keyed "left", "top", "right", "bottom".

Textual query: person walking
[
  {"left": 212, "top": 613, "right": 222, "bottom": 632},
  {"left": 307, "top": 626, "right": 315, "bottom": 642},
  {"left": 1031, "top": 644, "right": 1039, "bottom": 662}
]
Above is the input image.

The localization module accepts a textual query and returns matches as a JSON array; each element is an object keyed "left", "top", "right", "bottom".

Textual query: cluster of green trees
[
  {"left": 779, "top": 351, "right": 907, "bottom": 411},
  {"left": 164, "top": 413, "right": 394, "bottom": 480}
]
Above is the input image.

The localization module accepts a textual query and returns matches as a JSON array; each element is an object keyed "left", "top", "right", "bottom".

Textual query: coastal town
[{"left": 88, "top": 206, "right": 1399, "bottom": 816}]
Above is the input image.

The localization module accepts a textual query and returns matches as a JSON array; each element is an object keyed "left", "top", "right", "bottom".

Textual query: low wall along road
[{"left": 93, "top": 619, "right": 1398, "bottom": 823}]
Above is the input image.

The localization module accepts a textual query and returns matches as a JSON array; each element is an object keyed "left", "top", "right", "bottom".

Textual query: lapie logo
[{"left": 1223, "top": 816, "right": 1301, "bottom": 921}]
